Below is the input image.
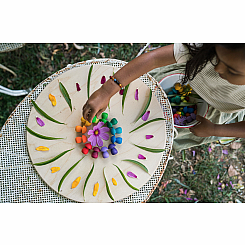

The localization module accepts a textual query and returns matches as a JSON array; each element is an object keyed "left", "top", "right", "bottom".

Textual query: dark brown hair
[{"left": 182, "top": 43, "right": 245, "bottom": 84}]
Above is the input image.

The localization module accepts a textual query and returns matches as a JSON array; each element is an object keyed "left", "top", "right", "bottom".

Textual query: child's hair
[{"left": 182, "top": 43, "right": 245, "bottom": 84}]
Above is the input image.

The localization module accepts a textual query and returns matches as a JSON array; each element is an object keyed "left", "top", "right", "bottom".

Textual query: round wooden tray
[{"left": 26, "top": 63, "right": 167, "bottom": 202}]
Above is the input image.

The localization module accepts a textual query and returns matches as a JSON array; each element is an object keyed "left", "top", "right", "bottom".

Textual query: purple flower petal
[
  {"left": 96, "top": 137, "right": 103, "bottom": 147},
  {"left": 222, "top": 149, "right": 229, "bottom": 155},
  {"left": 184, "top": 189, "right": 187, "bottom": 195},
  {"left": 100, "top": 127, "right": 110, "bottom": 133},
  {"left": 88, "top": 130, "right": 94, "bottom": 135},
  {"left": 119, "top": 89, "right": 124, "bottom": 95},
  {"left": 100, "top": 132, "right": 109, "bottom": 141},
  {"left": 76, "top": 83, "right": 81, "bottom": 91},
  {"left": 194, "top": 198, "right": 198, "bottom": 201},
  {"left": 138, "top": 154, "right": 146, "bottom": 160},
  {"left": 88, "top": 135, "right": 97, "bottom": 146},
  {"left": 127, "top": 171, "right": 137, "bottom": 178},
  {"left": 146, "top": 135, "right": 154, "bottom": 139},
  {"left": 192, "top": 150, "right": 196, "bottom": 156},
  {"left": 186, "top": 198, "right": 193, "bottom": 201},
  {"left": 142, "top": 111, "right": 150, "bottom": 121},
  {"left": 97, "top": 121, "right": 105, "bottom": 129},
  {"left": 208, "top": 147, "right": 212, "bottom": 152},
  {"left": 135, "top": 88, "right": 139, "bottom": 100},
  {"left": 217, "top": 174, "right": 220, "bottom": 180},
  {"left": 36, "top": 117, "right": 45, "bottom": 127},
  {"left": 218, "top": 187, "right": 222, "bottom": 190},
  {"left": 101, "top": 76, "right": 106, "bottom": 84}
]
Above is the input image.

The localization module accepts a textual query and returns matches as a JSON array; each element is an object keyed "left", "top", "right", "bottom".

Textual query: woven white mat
[
  {"left": 0, "top": 43, "right": 25, "bottom": 53},
  {"left": 0, "top": 58, "right": 174, "bottom": 203}
]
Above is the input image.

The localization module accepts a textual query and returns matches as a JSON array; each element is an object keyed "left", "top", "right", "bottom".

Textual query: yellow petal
[
  {"left": 36, "top": 146, "right": 49, "bottom": 151},
  {"left": 93, "top": 182, "right": 99, "bottom": 196},
  {"left": 51, "top": 167, "right": 60, "bottom": 173},
  {"left": 72, "top": 177, "right": 81, "bottom": 189},
  {"left": 112, "top": 178, "right": 117, "bottom": 186},
  {"left": 49, "top": 94, "right": 57, "bottom": 106}
]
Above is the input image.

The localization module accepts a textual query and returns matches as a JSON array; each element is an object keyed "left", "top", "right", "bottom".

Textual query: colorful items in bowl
[
  {"left": 168, "top": 82, "right": 197, "bottom": 126},
  {"left": 159, "top": 74, "right": 209, "bottom": 128}
]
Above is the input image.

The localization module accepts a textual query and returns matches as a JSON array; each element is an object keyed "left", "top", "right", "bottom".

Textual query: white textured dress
[{"left": 149, "top": 43, "right": 245, "bottom": 151}]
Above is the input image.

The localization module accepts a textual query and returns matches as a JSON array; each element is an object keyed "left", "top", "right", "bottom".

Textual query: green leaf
[
  {"left": 132, "top": 143, "right": 165, "bottom": 153},
  {"left": 83, "top": 162, "right": 94, "bottom": 201},
  {"left": 59, "top": 81, "right": 72, "bottom": 111},
  {"left": 167, "top": 93, "right": 202, "bottom": 99},
  {"left": 129, "top": 118, "right": 165, "bottom": 133},
  {"left": 188, "top": 93, "right": 202, "bottom": 99},
  {"left": 103, "top": 167, "right": 114, "bottom": 201},
  {"left": 172, "top": 178, "right": 190, "bottom": 189},
  {"left": 182, "top": 150, "right": 186, "bottom": 161},
  {"left": 87, "top": 65, "right": 93, "bottom": 99},
  {"left": 170, "top": 102, "right": 197, "bottom": 107},
  {"left": 25, "top": 126, "right": 64, "bottom": 140},
  {"left": 31, "top": 99, "right": 65, "bottom": 125},
  {"left": 58, "top": 156, "right": 85, "bottom": 192},
  {"left": 134, "top": 88, "right": 152, "bottom": 123},
  {"left": 122, "top": 84, "right": 130, "bottom": 114},
  {"left": 113, "top": 164, "right": 139, "bottom": 191},
  {"left": 122, "top": 159, "right": 149, "bottom": 173},
  {"left": 33, "top": 148, "right": 74, "bottom": 166}
]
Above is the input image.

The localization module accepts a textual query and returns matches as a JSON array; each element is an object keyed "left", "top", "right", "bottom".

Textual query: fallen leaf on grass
[
  {"left": 228, "top": 165, "right": 238, "bottom": 177},
  {"left": 73, "top": 43, "right": 84, "bottom": 50},
  {"left": 229, "top": 142, "right": 242, "bottom": 150},
  {"left": 52, "top": 49, "right": 60, "bottom": 55},
  {"left": 64, "top": 43, "right": 69, "bottom": 50},
  {"left": 0, "top": 64, "right": 17, "bottom": 77}
]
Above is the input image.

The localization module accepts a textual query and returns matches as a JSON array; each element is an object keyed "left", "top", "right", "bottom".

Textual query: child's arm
[
  {"left": 190, "top": 115, "right": 245, "bottom": 138},
  {"left": 83, "top": 44, "right": 176, "bottom": 123}
]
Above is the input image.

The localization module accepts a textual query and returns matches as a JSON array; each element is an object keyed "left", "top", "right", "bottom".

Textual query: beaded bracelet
[{"left": 110, "top": 76, "right": 123, "bottom": 89}]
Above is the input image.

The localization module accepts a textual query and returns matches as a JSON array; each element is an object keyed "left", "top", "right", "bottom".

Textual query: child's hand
[
  {"left": 189, "top": 115, "right": 216, "bottom": 137},
  {"left": 82, "top": 87, "right": 111, "bottom": 123}
]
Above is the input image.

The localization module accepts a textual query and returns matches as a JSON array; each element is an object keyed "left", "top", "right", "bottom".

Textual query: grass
[
  {"left": 148, "top": 140, "right": 245, "bottom": 203},
  {"left": 1, "top": 43, "right": 244, "bottom": 203}
]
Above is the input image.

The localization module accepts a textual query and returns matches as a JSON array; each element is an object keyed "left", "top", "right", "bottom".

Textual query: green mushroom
[{"left": 110, "top": 118, "right": 118, "bottom": 125}]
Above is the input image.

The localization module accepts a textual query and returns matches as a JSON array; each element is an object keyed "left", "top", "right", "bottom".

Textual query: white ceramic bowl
[{"left": 159, "top": 74, "right": 209, "bottom": 128}]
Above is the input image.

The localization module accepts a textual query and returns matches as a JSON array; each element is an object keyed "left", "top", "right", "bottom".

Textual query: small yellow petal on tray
[
  {"left": 36, "top": 146, "right": 49, "bottom": 151},
  {"left": 51, "top": 167, "right": 60, "bottom": 173},
  {"left": 72, "top": 177, "right": 81, "bottom": 189},
  {"left": 49, "top": 94, "right": 57, "bottom": 106},
  {"left": 93, "top": 182, "right": 99, "bottom": 196},
  {"left": 112, "top": 178, "right": 117, "bottom": 186}
]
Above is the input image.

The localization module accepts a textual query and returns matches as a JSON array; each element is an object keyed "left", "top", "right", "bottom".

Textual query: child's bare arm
[
  {"left": 83, "top": 44, "right": 176, "bottom": 122},
  {"left": 190, "top": 115, "right": 245, "bottom": 138}
]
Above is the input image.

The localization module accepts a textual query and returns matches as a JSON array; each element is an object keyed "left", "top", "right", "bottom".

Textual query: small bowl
[{"left": 159, "top": 74, "right": 209, "bottom": 128}]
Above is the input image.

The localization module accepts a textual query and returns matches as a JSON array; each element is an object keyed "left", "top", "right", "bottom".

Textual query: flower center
[{"left": 94, "top": 130, "right": 99, "bottom": 135}]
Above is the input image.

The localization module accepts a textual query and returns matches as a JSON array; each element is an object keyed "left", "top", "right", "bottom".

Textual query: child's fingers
[
  {"left": 87, "top": 109, "right": 96, "bottom": 123},
  {"left": 96, "top": 109, "right": 104, "bottom": 119}
]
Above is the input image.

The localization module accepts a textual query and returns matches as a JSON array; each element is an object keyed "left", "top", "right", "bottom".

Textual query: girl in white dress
[{"left": 83, "top": 44, "right": 245, "bottom": 151}]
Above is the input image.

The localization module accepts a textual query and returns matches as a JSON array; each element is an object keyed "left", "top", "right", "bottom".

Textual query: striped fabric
[{"left": 174, "top": 43, "right": 245, "bottom": 113}]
